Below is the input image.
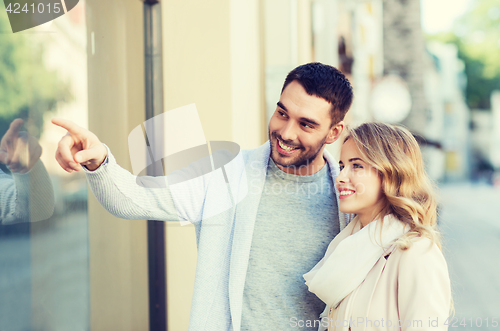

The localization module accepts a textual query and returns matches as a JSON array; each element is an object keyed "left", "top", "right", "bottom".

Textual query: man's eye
[
  {"left": 278, "top": 111, "right": 287, "bottom": 118},
  {"left": 301, "top": 122, "right": 312, "bottom": 128}
]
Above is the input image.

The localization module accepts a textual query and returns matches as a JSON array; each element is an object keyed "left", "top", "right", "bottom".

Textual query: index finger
[
  {"left": 3, "top": 119, "right": 24, "bottom": 141},
  {"left": 51, "top": 117, "right": 85, "bottom": 136}
]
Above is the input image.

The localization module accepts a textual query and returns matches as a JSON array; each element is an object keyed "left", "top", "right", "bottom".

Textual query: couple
[{"left": 52, "top": 63, "right": 451, "bottom": 331}]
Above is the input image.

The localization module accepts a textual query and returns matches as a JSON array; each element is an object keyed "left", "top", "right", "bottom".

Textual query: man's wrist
[
  {"left": 83, "top": 144, "right": 108, "bottom": 171},
  {"left": 85, "top": 162, "right": 102, "bottom": 171},
  {"left": 83, "top": 156, "right": 108, "bottom": 172}
]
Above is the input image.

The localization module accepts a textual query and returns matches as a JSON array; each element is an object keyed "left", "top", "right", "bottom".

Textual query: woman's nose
[{"left": 336, "top": 167, "right": 347, "bottom": 184}]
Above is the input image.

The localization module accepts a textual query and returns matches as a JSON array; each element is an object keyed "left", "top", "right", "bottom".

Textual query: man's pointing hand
[{"left": 52, "top": 118, "right": 108, "bottom": 172}]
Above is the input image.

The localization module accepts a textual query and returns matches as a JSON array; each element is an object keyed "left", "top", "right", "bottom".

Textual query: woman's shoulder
[
  {"left": 405, "top": 236, "right": 440, "bottom": 252},
  {"left": 390, "top": 237, "right": 448, "bottom": 273},
  {"left": 392, "top": 236, "right": 441, "bottom": 255}
]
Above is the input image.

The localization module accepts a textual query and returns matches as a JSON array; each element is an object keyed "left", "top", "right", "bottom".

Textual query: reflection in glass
[
  {"left": 0, "top": 119, "right": 54, "bottom": 224},
  {"left": 0, "top": 1, "right": 89, "bottom": 330}
]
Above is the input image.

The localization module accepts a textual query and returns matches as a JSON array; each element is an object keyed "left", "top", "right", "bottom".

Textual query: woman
[{"left": 304, "top": 123, "right": 451, "bottom": 330}]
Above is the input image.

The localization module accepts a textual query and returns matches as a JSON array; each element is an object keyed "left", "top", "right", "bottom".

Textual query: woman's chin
[{"left": 339, "top": 207, "right": 357, "bottom": 215}]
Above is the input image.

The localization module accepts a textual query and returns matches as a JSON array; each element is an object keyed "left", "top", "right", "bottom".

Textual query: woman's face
[{"left": 336, "top": 138, "right": 386, "bottom": 226}]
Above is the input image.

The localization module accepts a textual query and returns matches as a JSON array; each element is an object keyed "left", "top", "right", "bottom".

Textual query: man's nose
[{"left": 279, "top": 122, "right": 297, "bottom": 142}]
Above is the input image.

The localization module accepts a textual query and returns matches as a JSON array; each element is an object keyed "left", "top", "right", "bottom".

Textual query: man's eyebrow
[
  {"left": 277, "top": 101, "right": 287, "bottom": 112},
  {"left": 276, "top": 102, "right": 321, "bottom": 127}
]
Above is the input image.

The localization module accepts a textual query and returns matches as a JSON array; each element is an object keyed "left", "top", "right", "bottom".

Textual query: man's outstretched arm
[{"left": 51, "top": 118, "right": 213, "bottom": 224}]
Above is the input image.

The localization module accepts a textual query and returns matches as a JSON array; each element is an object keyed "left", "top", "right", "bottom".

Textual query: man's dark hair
[{"left": 281, "top": 62, "right": 353, "bottom": 126}]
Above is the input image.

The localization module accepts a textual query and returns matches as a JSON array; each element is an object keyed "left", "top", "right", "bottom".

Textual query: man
[{"left": 53, "top": 62, "right": 353, "bottom": 331}]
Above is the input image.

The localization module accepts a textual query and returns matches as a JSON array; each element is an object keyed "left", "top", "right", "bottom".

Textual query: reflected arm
[{"left": 0, "top": 160, "right": 55, "bottom": 225}]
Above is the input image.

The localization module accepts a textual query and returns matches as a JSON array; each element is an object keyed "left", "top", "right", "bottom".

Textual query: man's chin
[{"left": 271, "top": 152, "right": 299, "bottom": 168}]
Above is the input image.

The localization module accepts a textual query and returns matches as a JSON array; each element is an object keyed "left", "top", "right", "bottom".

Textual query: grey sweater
[{"left": 241, "top": 159, "right": 340, "bottom": 331}]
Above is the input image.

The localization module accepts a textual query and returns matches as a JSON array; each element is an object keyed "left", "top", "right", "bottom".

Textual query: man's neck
[{"left": 275, "top": 156, "right": 326, "bottom": 176}]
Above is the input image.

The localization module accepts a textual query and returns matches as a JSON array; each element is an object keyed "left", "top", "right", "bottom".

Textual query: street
[
  {"left": 438, "top": 183, "right": 500, "bottom": 330},
  {"left": 0, "top": 211, "right": 89, "bottom": 331}
]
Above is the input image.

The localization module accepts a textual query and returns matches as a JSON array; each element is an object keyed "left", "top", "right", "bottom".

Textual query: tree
[
  {"left": 0, "top": 2, "right": 71, "bottom": 138},
  {"left": 426, "top": 0, "right": 500, "bottom": 109}
]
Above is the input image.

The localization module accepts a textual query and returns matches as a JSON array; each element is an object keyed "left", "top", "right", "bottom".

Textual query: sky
[{"left": 421, "top": 0, "right": 473, "bottom": 34}]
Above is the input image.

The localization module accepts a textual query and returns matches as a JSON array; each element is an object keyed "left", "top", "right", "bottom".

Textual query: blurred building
[
  {"left": 490, "top": 91, "right": 500, "bottom": 170},
  {"left": 383, "top": 0, "right": 428, "bottom": 132},
  {"left": 424, "top": 42, "right": 470, "bottom": 182},
  {"left": 469, "top": 91, "right": 500, "bottom": 184},
  {"left": 330, "top": 0, "right": 471, "bottom": 182}
]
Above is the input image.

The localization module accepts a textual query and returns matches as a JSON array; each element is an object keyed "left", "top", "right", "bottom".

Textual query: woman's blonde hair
[{"left": 345, "top": 122, "right": 441, "bottom": 250}]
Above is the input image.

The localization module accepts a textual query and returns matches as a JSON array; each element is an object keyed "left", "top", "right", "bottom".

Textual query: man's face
[{"left": 268, "top": 80, "right": 343, "bottom": 175}]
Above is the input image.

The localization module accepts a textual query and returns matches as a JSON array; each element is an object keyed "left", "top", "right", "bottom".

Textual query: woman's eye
[
  {"left": 339, "top": 165, "right": 344, "bottom": 171},
  {"left": 353, "top": 163, "right": 363, "bottom": 169}
]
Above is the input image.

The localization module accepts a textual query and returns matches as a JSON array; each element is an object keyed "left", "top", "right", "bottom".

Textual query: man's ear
[{"left": 325, "top": 121, "right": 344, "bottom": 144}]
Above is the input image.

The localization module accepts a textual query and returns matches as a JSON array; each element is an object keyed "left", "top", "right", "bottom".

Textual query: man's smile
[{"left": 276, "top": 138, "right": 301, "bottom": 156}]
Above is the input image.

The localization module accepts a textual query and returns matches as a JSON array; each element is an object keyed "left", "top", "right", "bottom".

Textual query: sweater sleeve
[
  {"left": 0, "top": 160, "right": 55, "bottom": 225},
  {"left": 83, "top": 146, "right": 182, "bottom": 222},
  {"left": 85, "top": 146, "right": 247, "bottom": 225},
  {"left": 397, "top": 238, "right": 451, "bottom": 331}
]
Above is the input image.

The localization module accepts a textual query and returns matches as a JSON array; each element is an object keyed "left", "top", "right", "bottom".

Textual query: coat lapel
[
  {"left": 349, "top": 255, "right": 389, "bottom": 331},
  {"left": 228, "top": 142, "right": 270, "bottom": 331}
]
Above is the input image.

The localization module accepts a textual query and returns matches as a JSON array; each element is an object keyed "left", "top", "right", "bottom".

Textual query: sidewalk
[{"left": 438, "top": 183, "right": 500, "bottom": 330}]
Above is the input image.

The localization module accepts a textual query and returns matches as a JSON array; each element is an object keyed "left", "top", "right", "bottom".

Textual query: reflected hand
[
  {"left": 52, "top": 118, "right": 107, "bottom": 172},
  {"left": 0, "top": 119, "right": 42, "bottom": 173}
]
